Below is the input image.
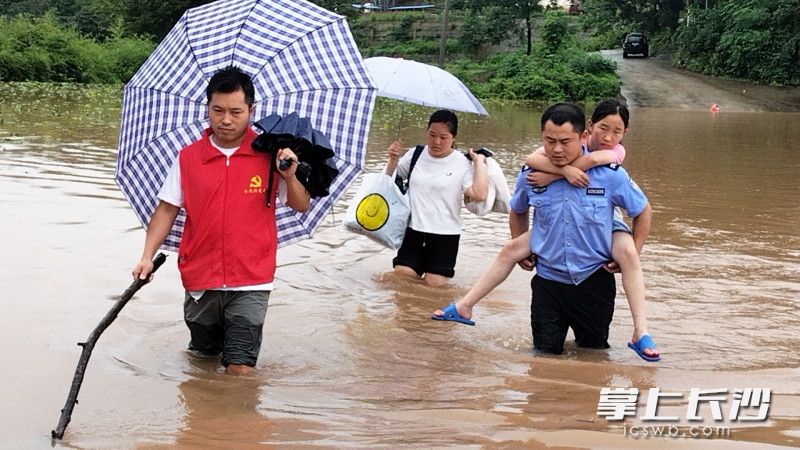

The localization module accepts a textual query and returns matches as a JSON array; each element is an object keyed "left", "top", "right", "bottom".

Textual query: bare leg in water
[
  {"left": 607, "top": 231, "right": 659, "bottom": 359},
  {"left": 433, "top": 232, "right": 533, "bottom": 319}
]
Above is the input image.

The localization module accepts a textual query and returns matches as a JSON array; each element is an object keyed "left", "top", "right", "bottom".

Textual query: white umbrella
[{"left": 363, "top": 56, "right": 488, "bottom": 116}]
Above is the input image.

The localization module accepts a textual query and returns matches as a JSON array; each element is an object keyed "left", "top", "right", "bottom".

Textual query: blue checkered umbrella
[{"left": 116, "top": 0, "right": 376, "bottom": 251}]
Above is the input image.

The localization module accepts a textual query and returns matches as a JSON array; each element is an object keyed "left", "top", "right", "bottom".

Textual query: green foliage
[
  {"left": 103, "top": 33, "right": 156, "bottom": 83},
  {"left": 567, "top": 50, "right": 616, "bottom": 75},
  {"left": 447, "top": 46, "right": 619, "bottom": 101},
  {"left": 0, "top": 0, "right": 627, "bottom": 100},
  {"left": 540, "top": 10, "right": 570, "bottom": 52},
  {"left": 579, "top": 0, "right": 799, "bottom": 85},
  {"left": 458, "top": 9, "right": 487, "bottom": 54},
  {"left": 71, "top": 0, "right": 125, "bottom": 40},
  {"left": 363, "top": 39, "right": 460, "bottom": 58},
  {"left": 0, "top": 14, "right": 153, "bottom": 83},
  {"left": 579, "top": 28, "right": 627, "bottom": 52},
  {"left": 671, "top": 0, "right": 800, "bottom": 85},
  {"left": 0, "top": 0, "right": 213, "bottom": 41},
  {"left": 351, "top": 11, "right": 444, "bottom": 54},
  {"left": 356, "top": 11, "right": 431, "bottom": 23},
  {"left": 439, "top": 6, "right": 620, "bottom": 101},
  {"left": 482, "top": 6, "right": 516, "bottom": 45},
  {"left": 468, "top": 0, "right": 543, "bottom": 54},
  {"left": 0, "top": 0, "right": 53, "bottom": 17},
  {"left": 580, "top": 0, "right": 684, "bottom": 36},
  {"left": 118, "top": 1, "right": 211, "bottom": 41},
  {"left": 387, "top": 14, "right": 416, "bottom": 43}
]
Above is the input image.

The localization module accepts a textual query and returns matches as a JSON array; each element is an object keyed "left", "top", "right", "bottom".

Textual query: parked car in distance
[{"left": 622, "top": 32, "right": 649, "bottom": 58}]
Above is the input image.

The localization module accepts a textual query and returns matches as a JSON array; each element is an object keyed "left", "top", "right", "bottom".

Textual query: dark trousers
[
  {"left": 184, "top": 290, "right": 270, "bottom": 367},
  {"left": 530, "top": 270, "right": 616, "bottom": 354}
]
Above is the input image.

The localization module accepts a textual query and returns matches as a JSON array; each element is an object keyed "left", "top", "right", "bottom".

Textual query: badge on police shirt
[
  {"left": 607, "top": 163, "right": 620, "bottom": 170},
  {"left": 586, "top": 187, "right": 605, "bottom": 196},
  {"left": 532, "top": 186, "right": 547, "bottom": 194}
]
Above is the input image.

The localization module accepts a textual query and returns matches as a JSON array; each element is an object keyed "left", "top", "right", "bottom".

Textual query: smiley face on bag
[{"left": 356, "top": 193, "right": 390, "bottom": 231}]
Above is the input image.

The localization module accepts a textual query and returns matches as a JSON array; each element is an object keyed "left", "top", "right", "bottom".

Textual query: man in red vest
[{"left": 132, "top": 66, "right": 310, "bottom": 375}]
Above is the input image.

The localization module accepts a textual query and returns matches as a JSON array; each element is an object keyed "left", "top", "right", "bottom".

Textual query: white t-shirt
[
  {"left": 158, "top": 135, "right": 288, "bottom": 298},
  {"left": 395, "top": 146, "right": 473, "bottom": 235}
]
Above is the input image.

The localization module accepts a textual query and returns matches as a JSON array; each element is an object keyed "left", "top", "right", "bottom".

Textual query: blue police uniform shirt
[{"left": 509, "top": 153, "right": 648, "bottom": 285}]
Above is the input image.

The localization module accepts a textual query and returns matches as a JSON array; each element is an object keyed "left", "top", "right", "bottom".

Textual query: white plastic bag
[
  {"left": 465, "top": 158, "right": 511, "bottom": 216},
  {"left": 344, "top": 172, "right": 410, "bottom": 249}
]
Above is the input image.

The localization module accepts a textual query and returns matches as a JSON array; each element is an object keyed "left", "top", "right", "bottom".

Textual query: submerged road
[{"left": 602, "top": 49, "right": 800, "bottom": 112}]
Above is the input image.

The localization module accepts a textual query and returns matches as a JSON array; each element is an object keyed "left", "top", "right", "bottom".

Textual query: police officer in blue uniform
[{"left": 509, "top": 103, "right": 653, "bottom": 354}]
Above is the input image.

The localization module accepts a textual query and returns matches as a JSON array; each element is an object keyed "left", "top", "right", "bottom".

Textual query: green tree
[
  {"left": 540, "top": 9, "right": 569, "bottom": 52},
  {"left": 387, "top": 14, "right": 416, "bottom": 43},
  {"left": 72, "top": 0, "right": 125, "bottom": 39},
  {"left": 673, "top": 0, "right": 799, "bottom": 84},
  {"left": 482, "top": 5, "right": 516, "bottom": 45},
  {"left": 0, "top": 13, "right": 153, "bottom": 82},
  {"left": 581, "top": 0, "right": 686, "bottom": 34},
  {"left": 458, "top": 9, "right": 486, "bottom": 53},
  {"left": 0, "top": 0, "right": 52, "bottom": 16},
  {"left": 121, "top": 1, "right": 212, "bottom": 41},
  {"left": 0, "top": 0, "right": 209, "bottom": 41},
  {"left": 470, "top": 0, "right": 542, "bottom": 54}
]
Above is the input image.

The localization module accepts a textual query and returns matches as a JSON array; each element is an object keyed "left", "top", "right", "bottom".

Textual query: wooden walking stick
[{"left": 52, "top": 253, "right": 167, "bottom": 440}]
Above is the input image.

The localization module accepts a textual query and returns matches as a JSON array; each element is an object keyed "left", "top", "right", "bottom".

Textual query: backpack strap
[
  {"left": 407, "top": 144, "right": 425, "bottom": 180},
  {"left": 395, "top": 144, "right": 425, "bottom": 194}
]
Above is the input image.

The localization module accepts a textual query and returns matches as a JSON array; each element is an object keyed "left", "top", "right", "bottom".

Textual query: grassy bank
[
  {"left": 1, "top": 9, "right": 621, "bottom": 102},
  {"left": 0, "top": 14, "right": 153, "bottom": 83}
]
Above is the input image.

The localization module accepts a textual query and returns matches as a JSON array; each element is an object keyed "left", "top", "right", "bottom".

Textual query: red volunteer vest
[{"left": 177, "top": 127, "right": 279, "bottom": 290}]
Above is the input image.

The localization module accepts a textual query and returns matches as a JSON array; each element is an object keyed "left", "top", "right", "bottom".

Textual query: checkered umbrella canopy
[{"left": 116, "top": 0, "right": 376, "bottom": 251}]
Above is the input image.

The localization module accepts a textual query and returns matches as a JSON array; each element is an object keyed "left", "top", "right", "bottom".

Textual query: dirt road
[{"left": 602, "top": 49, "right": 800, "bottom": 112}]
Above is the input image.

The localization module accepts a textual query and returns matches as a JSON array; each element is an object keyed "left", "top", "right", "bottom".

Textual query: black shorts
[
  {"left": 530, "top": 270, "right": 616, "bottom": 354},
  {"left": 392, "top": 227, "right": 460, "bottom": 278}
]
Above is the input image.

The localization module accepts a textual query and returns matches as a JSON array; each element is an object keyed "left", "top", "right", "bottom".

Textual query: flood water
[{"left": 1, "top": 83, "right": 799, "bottom": 448}]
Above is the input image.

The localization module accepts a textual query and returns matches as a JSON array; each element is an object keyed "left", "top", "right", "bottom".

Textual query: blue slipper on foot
[
  {"left": 628, "top": 334, "right": 661, "bottom": 362},
  {"left": 432, "top": 303, "right": 475, "bottom": 326}
]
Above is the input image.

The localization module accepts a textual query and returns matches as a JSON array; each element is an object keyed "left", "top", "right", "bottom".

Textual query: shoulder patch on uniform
[
  {"left": 606, "top": 163, "right": 620, "bottom": 170},
  {"left": 586, "top": 187, "right": 605, "bottom": 196},
  {"left": 532, "top": 186, "right": 547, "bottom": 194}
]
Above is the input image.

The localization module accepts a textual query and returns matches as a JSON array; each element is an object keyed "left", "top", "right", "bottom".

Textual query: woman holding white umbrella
[{"left": 384, "top": 109, "right": 488, "bottom": 287}]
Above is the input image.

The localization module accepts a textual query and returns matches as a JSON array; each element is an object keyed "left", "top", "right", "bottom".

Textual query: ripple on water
[{"left": 3, "top": 95, "right": 799, "bottom": 447}]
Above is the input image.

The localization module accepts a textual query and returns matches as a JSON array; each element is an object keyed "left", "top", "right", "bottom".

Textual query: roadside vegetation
[
  {"left": 579, "top": 0, "right": 800, "bottom": 86},
  {"left": 346, "top": 3, "right": 619, "bottom": 101},
  {"left": 1, "top": 0, "right": 793, "bottom": 98},
  {"left": 0, "top": 14, "right": 153, "bottom": 83},
  {"left": 447, "top": 12, "right": 619, "bottom": 102},
  {"left": 0, "top": 0, "right": 205, "bottom": 83},
  {"left": 0, "top": 0, "right": 613, "bottom": 101}
]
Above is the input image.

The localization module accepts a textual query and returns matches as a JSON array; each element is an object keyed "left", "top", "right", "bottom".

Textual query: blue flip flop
[
  {"left": 432, "top": 303, "right": 475, "bottom": 326},
  {"left": 628, "top": 334, "right": 661, "bottom": 362}
]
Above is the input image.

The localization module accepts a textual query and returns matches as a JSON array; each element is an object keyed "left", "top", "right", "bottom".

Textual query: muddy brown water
[{"left": 1, "top": 83, "right": 798, "bottom": 448}]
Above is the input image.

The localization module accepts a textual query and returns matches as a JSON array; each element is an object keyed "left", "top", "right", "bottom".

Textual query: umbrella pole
[
  {"left": 51, "top": 253, "right": 168, "bottom": 440},
  {"left": 395, "top": 102, "right": 405, "bottom": 140}
]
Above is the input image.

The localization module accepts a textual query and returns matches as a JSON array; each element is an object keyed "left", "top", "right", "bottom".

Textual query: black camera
[
  {"left": 465, "top": 146, "right": 494, "bottom": 161},
  {"left": 475, "top": 147, "right": 494, "bottom": 158},
  {"left": 279, "top": 158, "right": 311, "bottom": 179}
]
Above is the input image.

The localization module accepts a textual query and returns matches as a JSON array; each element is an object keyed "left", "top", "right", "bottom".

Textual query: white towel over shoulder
[{"left": 465, "top": 158, "right": 510, "bottom": 216}]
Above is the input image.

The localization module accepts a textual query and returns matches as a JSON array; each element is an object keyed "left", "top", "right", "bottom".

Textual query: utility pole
[{"left": 438, "top": 0, "right": 449, "bottom": 67}]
